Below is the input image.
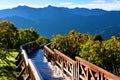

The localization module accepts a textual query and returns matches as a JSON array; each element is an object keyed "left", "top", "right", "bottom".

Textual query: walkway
[
  {"left": 28, "top": 49, "right": 65, "bottom": 80},
  {"left": 17, "top": 42, "right": 120, "bottom": 80}
]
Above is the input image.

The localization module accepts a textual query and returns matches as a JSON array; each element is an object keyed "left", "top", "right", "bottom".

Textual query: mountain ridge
[
  {"left": 0, "top": 5, "right": 120, "bottom": 39},
  {"left": 0, "top": 5, "right": 108, "bottom": 18}
]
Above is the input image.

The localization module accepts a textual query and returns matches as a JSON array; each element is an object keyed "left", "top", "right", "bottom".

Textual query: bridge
[{"left": 16, "top": 41, "right": 120, "bottom": 80}]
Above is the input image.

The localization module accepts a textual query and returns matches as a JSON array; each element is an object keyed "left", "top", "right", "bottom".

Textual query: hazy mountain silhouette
[{"left": 0, "top": 5, "right": 120, "bottom": 39}]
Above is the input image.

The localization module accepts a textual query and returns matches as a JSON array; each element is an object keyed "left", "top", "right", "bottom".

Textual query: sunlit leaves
[
  {"left": 51, "top": 30, "right": 89, "bottom": 59},
  {"left": 0, "top": 20, "right": 18, "bottom": 49},
  {"left": 0, "top": 20, "right": 42, "bottom": 63},
  {"left": 36, "top": 36, "right": 50, "bottom": 45},
  {"left": 80, "top": 36, "right": 120, "bottom": 75},
  {"left": 18, "top": 28, "right": 39, "bottom": 45},
  {"left": 51, "top": 30, "right": 120, "bottom": 76}
]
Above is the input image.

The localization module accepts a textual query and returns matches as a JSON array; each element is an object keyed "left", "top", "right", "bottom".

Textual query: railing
[
  {"left": 17, "top": 42, "right": 120, "bottom": 80},
  {"left": 21, "top": 41, "right": 40, "bottom": 53},
  {"left": 16, "top": 42, "right": 43, "bottom": 80},
  {"left": 44, "top": 45, "right": 76, "bottom": 79},
  {"left": 44, "top": 45, "right": 54, "bottom": 62},
  {"left": 44, "top": 45, "right": 120, "bottom": 80},
  {"left": 54, "top": 49, "right": 76, "bottom": 80},
  {"left": 75, "top": 57, "right": 120, "bottom": 80}
]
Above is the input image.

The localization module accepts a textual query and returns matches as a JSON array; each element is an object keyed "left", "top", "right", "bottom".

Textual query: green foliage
[
  {"left": 51, "top": 30, "right": 89, "bottom": 59},
  {"left": 102, "top": 36, "right": 120, "bottom": 75},
  {"left": 0, "top": 20, "right": 46, "bottom": 59},
  {"left": 51, "top": 30, "right": 120, "bottom": 76},
  {"left": 80, "top": 36, "right": 120, "bottom": 76},
  {"left": 0, "top": 20, "right": 46, "bottom": 79},
  {"left": 94, "top": 34, "right": 103, "bottom": 41},
  {"left": 0, "top": 20, "right": 18, "bottom": 49},
  {"left": 18, "top": 28, "right": 39, "bottom": 45},
  {"left": 36, "top": 36, "right": 50, "bottom": 45},
  {"left": 0, "top": 52, "right": 18, "bottom": 80},
  {"left": 51, "top": 34, "right": 67, "bottom": 52},
  {"left": 0, "top": 20, "right": 120, "bottom": 77},
  {"left": 80, "top": 39, "right": 104, "bottom": 67}
]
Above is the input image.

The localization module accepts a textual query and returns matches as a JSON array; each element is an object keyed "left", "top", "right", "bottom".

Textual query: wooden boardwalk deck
[
  {"left": 17, "top": 42, "right": 120, "bottom": 80},
  {"left": 28, "top": 50, "right": 65, "bottom": 80}
]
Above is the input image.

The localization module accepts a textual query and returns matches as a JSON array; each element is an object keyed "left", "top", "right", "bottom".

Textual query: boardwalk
[
  {"left": 28, "top": 49, "right": 65, "bottom": 80},
  {"left": 16, "top": 42, "right": 120, "bottom": 80}
]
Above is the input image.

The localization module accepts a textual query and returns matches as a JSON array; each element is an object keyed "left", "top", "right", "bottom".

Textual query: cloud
[
  {"left": 113, "top": 0, "right": 120, "bottom": 3},
  {"left": 93, "top": 0, "right": 105, "bottom": 3},
  {"left": 59, "top": 2, "right": 120, "bottom": 10},
  {"left": 60, "top": 2, "right": 73, "bottom": 6}
]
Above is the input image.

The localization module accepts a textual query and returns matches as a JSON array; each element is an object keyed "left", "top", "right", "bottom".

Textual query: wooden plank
[
  {"left": 54, "top": 49, "right": 76, "bottom": 64},
  {"left": 44, "top": 46, "right": 54, "bottom": 55},
  {"left": 28, "top": 59, "right": 43, "bottom": 80}
]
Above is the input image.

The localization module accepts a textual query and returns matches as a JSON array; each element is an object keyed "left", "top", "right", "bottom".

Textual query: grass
[{"left": 0, "top": 51, "right": 19, "bottom": 80}]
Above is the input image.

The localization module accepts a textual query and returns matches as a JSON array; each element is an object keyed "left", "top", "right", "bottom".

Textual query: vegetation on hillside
[
  {"left": 0, "top": 52, "right": 18, "bottom": 80},
  {"left": 0, "top": 20, "right": 50, "bottom": 79},
  {"left": 0, "top": 20, "right": 120, "bottom": 78},
  {"left": 51, "top": 30, "right": 120, "bottom": 76}
]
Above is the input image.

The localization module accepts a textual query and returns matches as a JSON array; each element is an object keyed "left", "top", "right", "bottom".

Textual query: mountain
[
  {"left": 97, "top": 26, "right": 120, "bottom": 39},
  {"left": 0, "top": 5, "right": 107, "bottom": 19},
  {"left": 0, "top": 5, "right": 120, "bottom": 39}
]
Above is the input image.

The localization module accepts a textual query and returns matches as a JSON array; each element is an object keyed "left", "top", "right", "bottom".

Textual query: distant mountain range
[{"left": 0, "top": 5, "right": 120, "bottom": 39}]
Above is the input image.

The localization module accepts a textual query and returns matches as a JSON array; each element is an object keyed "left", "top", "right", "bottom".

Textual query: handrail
[
  {"left": 54, "top": 49, "right": 76, "bottom": 80},
  {"left": 21, "top": 41, "right": 40, "bottom": 53},
  {"left": 44, "top": 46, "right": 120, "bottom": 80},
  {"left": 75, "top": 57, "right": 120, "bottom": 80},
  {"left": 17, "top": 41, "right": 43, "bottom": 80},
  {"left": 21, "top": 50, "right": 28, "bottom": 66},
  {"left": 44, "top": 45, "right": 54, "bottom": 55},
  {"left": 28, "top": 59, "right": 43, "bottom": 80},
  {"left": 54, "top": 49, "right": 76, "bottom": 63},
  {"left": 44, "top": 45, "right": 54, "bottom": 62}
]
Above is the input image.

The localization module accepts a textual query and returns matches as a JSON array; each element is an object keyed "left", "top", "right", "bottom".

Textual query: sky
[{"left": 0, "top": 0, "right": 120, "bottom": 10}]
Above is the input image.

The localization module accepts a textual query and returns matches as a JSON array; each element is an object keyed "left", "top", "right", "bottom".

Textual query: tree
[
  {"left": 80, "top": 36, "right": 120, "bottom": 76},
  {"left": 51, "top": 30, "right": 89, "bottom": 59},
  {"left": 0, "top": 20, "right": 18, "bottom": 49},
  {"left": 36, "top": 36, "right": 50, "bottom": 45},
  {"left": 94, "top": 34, "right": 103, "bottom": 41},
  {"left": 51, "top": 29, "right": 120, "bottom": 76},
  {"left": 18, "top": 28, "right": 39, "bottom": 45},
  {"left": 0, "top": 20, "right": 40, "bottom": 62},
  {"left": 102, "top": 36, "right": 120, "bottom": 75},
  {"left": 0, "top": 20, "right": 19, "bottom": 64}
]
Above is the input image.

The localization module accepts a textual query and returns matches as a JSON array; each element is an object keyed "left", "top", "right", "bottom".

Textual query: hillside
[
  {"left": 0, "top": 5, "right": 120, "bottom": 39},
  {"left": 97, "top": 26, "right": 120, "bottom": 39}
]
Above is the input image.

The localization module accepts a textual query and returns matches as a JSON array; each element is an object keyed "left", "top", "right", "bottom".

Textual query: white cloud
[
  {"left": 0, "top": 3, "right": 48, "bottom": 10},
  {"left": 17, "top": 3, "right": 46, "bottom": 8},
  {"left": 60, "top": 2, "right": 73, "bottom": 6},
  {"left": 86, "top": 3, "right": 120, "bottom": 10},
  {"left": 59, "top": 2, "right": 120, "bottom": 10},
  {"left": 113, "top": 0, "right": 120, "bottom": 3},
  {"left": 0, "top": 5, "right": 17, "bottom": 10},
  {"left": 93, "top": 0, "right": 105, "bottom": 3}
]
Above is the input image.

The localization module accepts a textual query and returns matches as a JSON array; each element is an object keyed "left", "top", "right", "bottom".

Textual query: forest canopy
[{"left": 0, "top": 20, "right": 50, "bottom": 79}]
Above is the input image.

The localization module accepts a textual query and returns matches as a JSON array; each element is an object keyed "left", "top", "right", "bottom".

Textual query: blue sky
[{"left": 0, "top": 0, "right": 120, "bottom": 10}]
